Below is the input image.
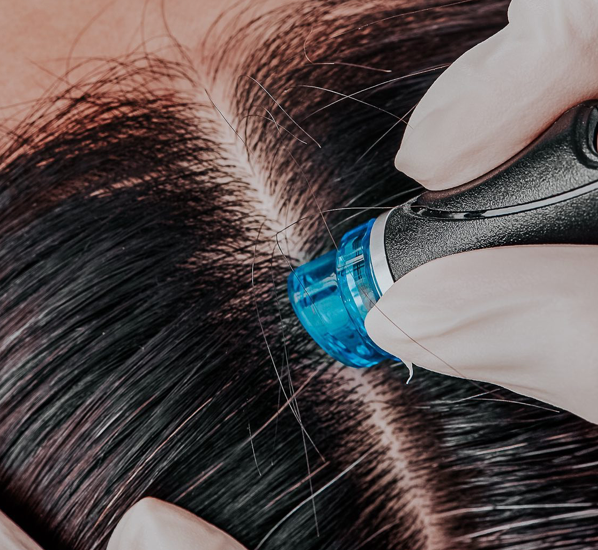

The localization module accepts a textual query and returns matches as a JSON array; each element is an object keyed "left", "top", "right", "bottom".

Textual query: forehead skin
[{"left": 0, "top": 0, "right": 292, "bottom": 120}]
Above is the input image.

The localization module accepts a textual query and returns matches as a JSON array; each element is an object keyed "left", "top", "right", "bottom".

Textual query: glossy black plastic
[{"left": 384, "top": 102, "right": 598, "bottom": 281}]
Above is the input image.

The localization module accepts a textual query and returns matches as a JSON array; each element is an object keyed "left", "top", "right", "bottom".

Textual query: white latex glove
[
  {"left": 0, "top": 511, "right": 44, "bottom": 550},
  {"left": 108, "top": 498, "right": 247, "bottom": 550},
  {"left": 365, "top": 0, "right": 598, "bottom": 424}
]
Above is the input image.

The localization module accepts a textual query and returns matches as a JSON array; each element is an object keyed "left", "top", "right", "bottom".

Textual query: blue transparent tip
[{"left": 287, "top": 219, "right": 395, "bottom": 368}]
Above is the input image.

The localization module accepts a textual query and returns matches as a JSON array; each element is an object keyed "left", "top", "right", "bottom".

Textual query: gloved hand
[
  {"left": 107, "top": 498, "right": 247, "bottom": 550},
  {"left": 0, "top": 511, "right": 43, "bottom": 550},
  {"left": 0, "top": 499, "right": 246, "bottom": 550},
  {"left": 365, "top": 0, "right": 598, "bottom": 424}
]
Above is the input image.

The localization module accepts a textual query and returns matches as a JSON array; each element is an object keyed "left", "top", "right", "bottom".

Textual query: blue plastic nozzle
[
  {"left": 287, "top": 217, "right": 397, "bottom": 368},
  {"left": 290, "top": 103, "right": 598, "bottom": 369}
]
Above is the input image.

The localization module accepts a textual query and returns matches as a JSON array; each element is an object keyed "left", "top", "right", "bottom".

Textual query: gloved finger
[
  {"left": 395, "top": 0, "right": 598, "bottom": 190},
  {"left": 0, "top": 511, "right": 44, "bottom": 550},
  {"left": 364, "top": 245, "right": 598, "bottom": 424},
  {"left": 107, "top": 498, "right": 247, "bottom": 550}
]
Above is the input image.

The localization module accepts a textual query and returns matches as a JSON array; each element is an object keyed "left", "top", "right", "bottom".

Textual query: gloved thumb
[
  {"left": 396, "top": 0, "right": 598, "bottom": 190},
  {"left": 364, "top": 245, "right": 598, "bottom": 425}
]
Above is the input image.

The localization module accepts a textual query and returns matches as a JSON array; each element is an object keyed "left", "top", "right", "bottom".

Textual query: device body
[{"left": 288, "top": 102, "right": 598, "bottom": 368}]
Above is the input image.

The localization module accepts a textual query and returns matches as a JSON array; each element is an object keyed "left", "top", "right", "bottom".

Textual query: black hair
[{"left": 1, "top": 1, "right": 598, "bottom": 549}]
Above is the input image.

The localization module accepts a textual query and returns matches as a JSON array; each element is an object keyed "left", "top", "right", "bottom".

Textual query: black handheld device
[{"left": 288, "top": 102, "right": 598, "bottom": 367}]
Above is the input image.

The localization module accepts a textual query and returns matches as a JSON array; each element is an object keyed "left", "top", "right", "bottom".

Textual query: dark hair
[{"left": 2, "top": 1, "right": 598, "bottom": 549}]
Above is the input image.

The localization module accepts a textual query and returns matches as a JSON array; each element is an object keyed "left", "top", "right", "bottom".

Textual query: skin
[
  {"left": 5, "top": 0, "right": 596, "bottom": 545},
  {"left": 0, "top": 0, "right": 285, "bottom": 547},
  {"left": 0, "top": 0, "right": 294, "bottom": 124}
]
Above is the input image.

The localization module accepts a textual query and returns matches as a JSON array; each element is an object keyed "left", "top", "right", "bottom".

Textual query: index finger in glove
[{"left": 396, "top": 0, "right": 598, "bottom": 190}]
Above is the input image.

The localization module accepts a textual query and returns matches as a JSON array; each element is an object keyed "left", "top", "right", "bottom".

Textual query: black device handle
[{"left": 384, "top": 101, "right": 598, "bottom": 281}]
